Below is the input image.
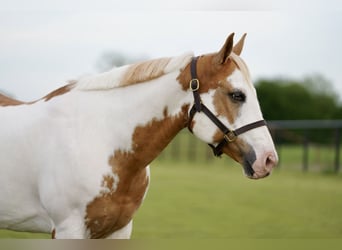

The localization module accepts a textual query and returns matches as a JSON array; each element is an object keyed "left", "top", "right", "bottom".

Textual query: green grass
[
  {"left": 276, "top": 144, "right": 340, "bottom": 172},
  {"left": 0, "top": 230, "right": 49, "bottom": 239},
  {"left": 131, "top": 161, "right": 342, "bottom": 238},
  {"left": 1, "top": 159, "right": 341, "bottom": 239}
]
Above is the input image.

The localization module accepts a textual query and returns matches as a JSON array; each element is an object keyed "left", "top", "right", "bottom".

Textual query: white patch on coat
[
  {"left": 191, "top": 90, "right": 220, "bottom": 143},
  {"left": 225, "top": 69, "right": 277, "bottom": 157}
]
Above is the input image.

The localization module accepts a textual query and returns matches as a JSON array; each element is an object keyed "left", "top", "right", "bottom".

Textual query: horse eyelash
[{"left": 228, "top": 90, "right": 246, "bottom": 103}]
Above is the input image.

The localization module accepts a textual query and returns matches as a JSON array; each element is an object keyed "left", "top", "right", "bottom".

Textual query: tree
[
  {"left": 255, "top": 76, "right": 342, "bottom": 143},
  {"left": 255, "top": 76, "right": 341, "bottom": 120}
]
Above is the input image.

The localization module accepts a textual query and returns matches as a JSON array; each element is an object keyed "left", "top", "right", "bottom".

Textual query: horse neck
[{"left": 92, "top": 72, "right": 191, "bottom": 171}]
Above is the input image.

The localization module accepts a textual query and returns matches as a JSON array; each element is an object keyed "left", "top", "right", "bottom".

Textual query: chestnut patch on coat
[
  {"left": 177, "top": 53, "right": 241, "bottom": 127},
  {"left": 51, "top": 229, "right": 56, "bottom": 239},
  {"left": 85, "top": 106, "right": 188, "bottom": 238},
  {"left": 177, "top": 54, "right": 237, "bottom": 93},
  {"left": 113, "top": 106, "right": 188, "bottom": 170},
  {"left": 212, "top": 85, "right": 238, "bottom": 124},
  {"left": 212, "top": 130, "right": 251, "bottom": 164},
  {"left": 85, "top": 168, "right": 148, "bottom": 239}
]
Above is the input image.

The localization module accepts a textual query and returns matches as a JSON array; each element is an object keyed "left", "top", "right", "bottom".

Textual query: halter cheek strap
[{"left": 187, "top": 56, "right": 267, "bottom": 157}]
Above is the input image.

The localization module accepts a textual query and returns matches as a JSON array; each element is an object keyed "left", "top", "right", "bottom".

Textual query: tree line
[
  {"left": 255, "top": 75, "right": 342, "bottom": 144},
  {"left": 255, "top": 75, "right": 342, "bottom": 120}
]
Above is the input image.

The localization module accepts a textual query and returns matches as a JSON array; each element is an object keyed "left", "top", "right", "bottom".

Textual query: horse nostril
[{"left": 265, "top": 153, "right": 278, "bottom": 170}]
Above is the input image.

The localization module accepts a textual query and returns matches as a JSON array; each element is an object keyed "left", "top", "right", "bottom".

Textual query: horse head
[{"left": 179, "top": 33, "right": 278, "bottom": 179}]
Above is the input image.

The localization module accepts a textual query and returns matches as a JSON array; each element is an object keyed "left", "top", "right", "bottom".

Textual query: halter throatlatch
[{"left": 187, "top": 56, "right": 267, "bottom": 157}]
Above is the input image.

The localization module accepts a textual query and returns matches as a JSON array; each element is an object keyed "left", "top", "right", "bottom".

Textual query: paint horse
[{"left": 0, "top": 33, "right": 278, "bottom": 239}]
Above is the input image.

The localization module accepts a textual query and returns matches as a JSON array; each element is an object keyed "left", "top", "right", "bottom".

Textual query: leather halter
[{"left": 187, "top": 56, "right": 267, "bottom": 157}]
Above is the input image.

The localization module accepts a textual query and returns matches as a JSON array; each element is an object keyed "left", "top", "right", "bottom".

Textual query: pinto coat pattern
[{"left": 0, "top": 34, "right": 277, "bottom": 238}]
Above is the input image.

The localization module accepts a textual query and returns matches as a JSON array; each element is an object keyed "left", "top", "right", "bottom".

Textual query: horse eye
[{"left": 228, "top": 91, "right": 246, "bottom": 102}]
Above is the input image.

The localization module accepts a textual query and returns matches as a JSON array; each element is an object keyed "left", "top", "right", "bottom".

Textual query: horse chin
[
  {"left": 242, "top": 161, "right": 272, "bottom": 180},
  {"left": 222, "top": 144, "right": 272, "bottom": 179},
  {"left": 243, "top": 166, "right": 271, "bottom": 180}
]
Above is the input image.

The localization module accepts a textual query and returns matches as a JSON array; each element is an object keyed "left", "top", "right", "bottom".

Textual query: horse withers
[{"left": 0, "top": 33, "right": 278, "bottom": 238}]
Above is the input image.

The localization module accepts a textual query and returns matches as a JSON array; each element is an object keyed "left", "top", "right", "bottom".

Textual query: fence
[
  {"left": 269, "top": 120, "right": 342, "bottom": 173},
  {"left": 157, "top": 120, "right": 342, "bottom": 173}
]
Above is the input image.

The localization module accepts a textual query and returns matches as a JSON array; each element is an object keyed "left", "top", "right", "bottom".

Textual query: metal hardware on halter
[
  {"left": 224, "top": 131, "right": 237, "bottom": 142},
  {"left": 189, "top": 79, "right": 200, "bottom": 91},
  {"left": 187, "top": 56, "right": 267, "bottom": 157}
]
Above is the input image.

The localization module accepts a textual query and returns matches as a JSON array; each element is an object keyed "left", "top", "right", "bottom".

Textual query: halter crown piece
[{"left": 187, "top": 56, "right": 267, "bottom": 157}]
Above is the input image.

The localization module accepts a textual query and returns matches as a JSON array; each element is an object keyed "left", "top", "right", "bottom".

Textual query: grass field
[
  {"left": 1, "top": 158, "right": 341, "bottom": 239},
  {"left": 132, "top": 161, "right": 342, "bottom": 238}
]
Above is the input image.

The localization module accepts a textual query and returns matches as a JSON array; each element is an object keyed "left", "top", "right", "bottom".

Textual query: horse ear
[
  {"left": 233, "top": 33, "right": 247, "bottom": 56},
  {"left": 214, "top": 33, "right": 235, "bottom": 65}
]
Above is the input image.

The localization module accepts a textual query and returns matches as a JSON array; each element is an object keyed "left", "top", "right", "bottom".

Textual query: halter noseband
[{"left": 187, "top": 56, "right": 267, "bottom": 157}]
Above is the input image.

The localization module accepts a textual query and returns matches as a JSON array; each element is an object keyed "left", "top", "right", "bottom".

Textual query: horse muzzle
[{"left": 243, "top": 150, "right": 278, "bottom": 179}]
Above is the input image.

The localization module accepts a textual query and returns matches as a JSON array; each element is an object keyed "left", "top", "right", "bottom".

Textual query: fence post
[
  {"left": 335, "top": 128, "right": 340, "bottom": 173},
  {"left": 303, "top": 130, "right": 309, "bottom": 172},
  {"left": 273, "top": 129, "right": 281, "bottom": 168}
]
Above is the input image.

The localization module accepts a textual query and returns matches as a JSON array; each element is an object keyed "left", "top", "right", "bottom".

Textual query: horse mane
[
  {"left": 0, "top": 93, "right": 25, "bottom": 106},
  {"left": 75, "top": 52, "right": 194, "bottom": 91}
]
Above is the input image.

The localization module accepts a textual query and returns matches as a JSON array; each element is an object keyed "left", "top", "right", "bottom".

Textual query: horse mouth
[
  {"left": 243, "top": 160, "right": 272, "bottom": 179},
  {"left": 243, "top": 161, "right": 255, "bottom": 178},
  {"left": 245, "top": 169, "right": 271, "bottom": 179},
  {"left": 242, "top": 149, "right": 256, "bottom": 178}
]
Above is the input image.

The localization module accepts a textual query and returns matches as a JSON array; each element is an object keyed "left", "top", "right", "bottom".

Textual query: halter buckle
[
  {"left": 189, "top": 79, "right": 200, "bottom": 91},
  {"left": 224, "top": 131, "right": 237, "bottom": 142}
]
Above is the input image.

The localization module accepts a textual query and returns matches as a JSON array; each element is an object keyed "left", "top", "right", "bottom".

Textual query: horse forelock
[
  {"left": 229, "top": 53, "right": 253, "bottom": 89},
  {"left": 75, "top": 52, "right": 193, "bottom": 91}
]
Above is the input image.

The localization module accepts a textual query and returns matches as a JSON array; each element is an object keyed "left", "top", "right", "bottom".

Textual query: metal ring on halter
[{"left": 189, "top": 79, "right": 200, "bottom": 91}]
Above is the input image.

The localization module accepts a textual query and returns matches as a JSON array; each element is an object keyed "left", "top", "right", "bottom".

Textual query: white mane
[{"left": 75, "top": 52, "right": 194, "bottom": 91}]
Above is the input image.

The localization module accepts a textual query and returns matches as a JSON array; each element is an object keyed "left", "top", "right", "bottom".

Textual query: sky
[{"left": 0, "top": 0, "right": 342, "bottom": 102}]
